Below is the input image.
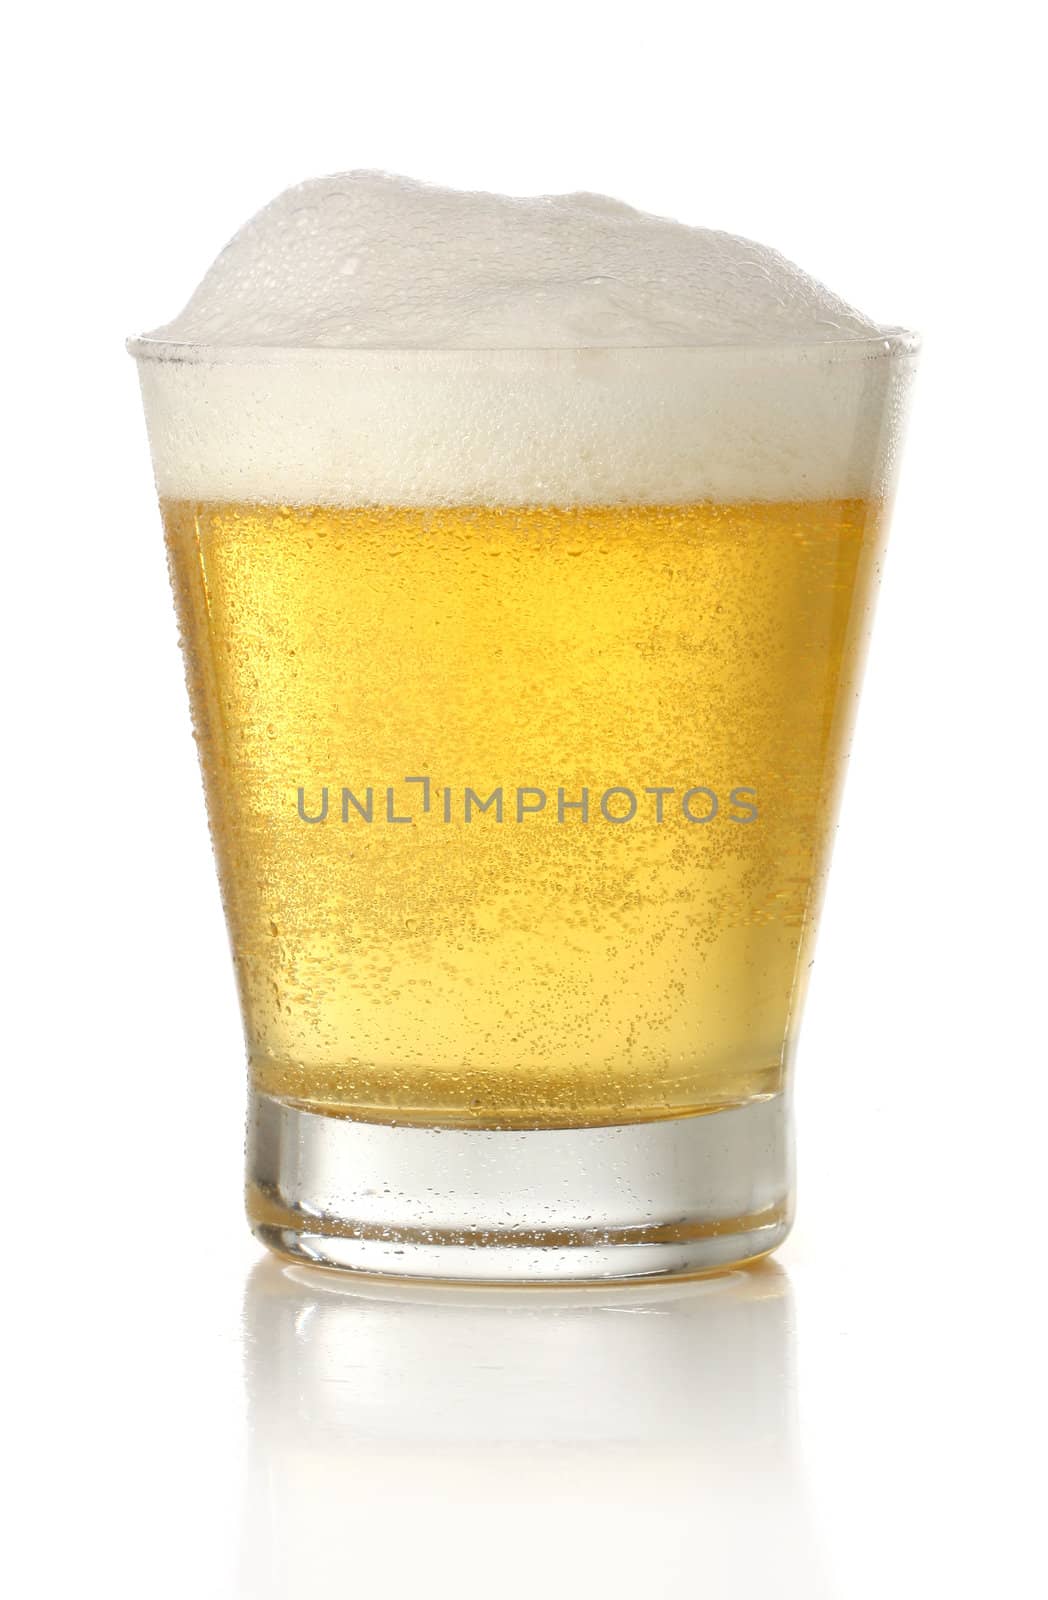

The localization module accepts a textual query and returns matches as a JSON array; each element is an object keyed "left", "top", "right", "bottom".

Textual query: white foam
[{"left": 132, "top": 172, "right": 916, "bottom": 504}]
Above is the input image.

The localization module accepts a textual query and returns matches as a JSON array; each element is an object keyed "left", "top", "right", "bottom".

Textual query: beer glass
[{"left": 132, "top": 334, "right": 917, "bottom": 1281}]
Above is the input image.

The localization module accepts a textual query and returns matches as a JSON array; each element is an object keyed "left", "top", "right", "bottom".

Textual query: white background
[{"left": 5, "top": 3, "right": 1045, "bottom": 1596}]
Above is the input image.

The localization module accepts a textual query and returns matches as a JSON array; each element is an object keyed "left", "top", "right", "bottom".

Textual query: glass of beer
[{"left": 131, "top": 174, "right": 917, "bottom": 1282}]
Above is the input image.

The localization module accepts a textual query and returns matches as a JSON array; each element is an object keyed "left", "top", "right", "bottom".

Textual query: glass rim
[{"left": 127, "top": 328, "right": 919, "bottom": 367}]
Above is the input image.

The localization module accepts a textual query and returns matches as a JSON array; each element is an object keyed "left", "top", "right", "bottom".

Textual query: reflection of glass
[
  {"left": 135, "top": 334, "right": 916, "bottom": 1280},
  {"left": 241, "top": 1257, "right": 830, "bottom": 1598}
]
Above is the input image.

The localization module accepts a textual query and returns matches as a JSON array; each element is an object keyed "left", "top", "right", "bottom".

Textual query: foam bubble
[
  {"left": 132, "top": 172, "right": 915, "bottom": 504},
  {"left": 146, "top": 171, "right": 881, "bottom": 351}
]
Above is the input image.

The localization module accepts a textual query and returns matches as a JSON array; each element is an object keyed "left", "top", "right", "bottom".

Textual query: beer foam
[{"left": 132, "top": 172, "right": 916, "bottom": 504}]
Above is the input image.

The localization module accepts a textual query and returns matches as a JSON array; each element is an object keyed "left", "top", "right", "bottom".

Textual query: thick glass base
[{"left": 246, "top": 1090, "right": 793, "bottom": 1284}]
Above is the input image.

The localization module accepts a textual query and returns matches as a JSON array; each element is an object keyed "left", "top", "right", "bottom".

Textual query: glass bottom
[{"left": 246, "top": 1090, "right": 793, "bottom": 1284}]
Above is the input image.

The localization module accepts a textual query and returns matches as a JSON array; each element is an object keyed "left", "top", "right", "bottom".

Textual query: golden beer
[
  {"left": 134, "top": 171, "right": 916, "bottom": 1278},
  {"left": 163, "top": 494, "right": 882, "bottom": 1130}
]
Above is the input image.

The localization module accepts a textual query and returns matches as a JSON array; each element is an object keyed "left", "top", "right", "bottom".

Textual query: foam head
[{"left": 132, "top": 172, "right": 916, "bottom": 504}]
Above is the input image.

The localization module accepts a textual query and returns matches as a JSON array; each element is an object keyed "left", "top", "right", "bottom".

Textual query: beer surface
[{"left": 165, "top": 498, "right": 881, "bottom": 1128}]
